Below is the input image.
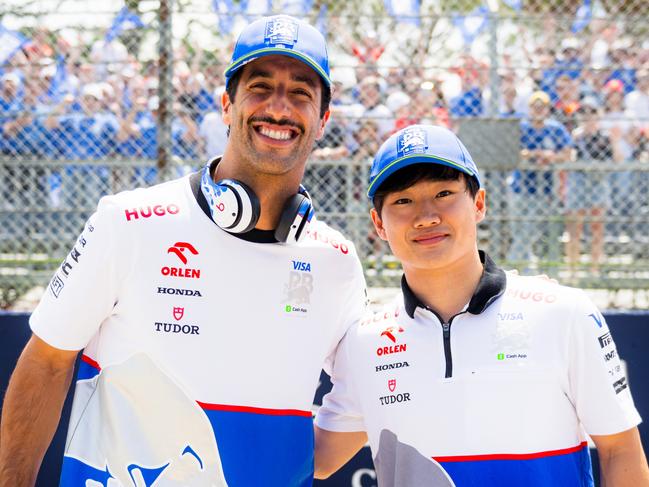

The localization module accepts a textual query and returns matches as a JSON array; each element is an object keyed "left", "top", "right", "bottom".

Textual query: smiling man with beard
[{"left": 0, "top": 16, "right": 367, "bottom": 487}]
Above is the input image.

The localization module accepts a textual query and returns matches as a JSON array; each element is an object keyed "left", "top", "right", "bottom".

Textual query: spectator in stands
[
  {"left": 508, "top": 91, "right": 572, "bottom": 265},
  {"left": 350, "top": 75, "right": 393, "bottom": 139},
  {"left": 565, "top": 97, "right": 620, "bottom": 277},
  {"left": 625, "top": 68, "right": 649, "bottom": 135},
  {"left": 412, "top": 80, "right": 450, "bottom": 128},
  {"left": 600, "top": 78, "right": 640, "bottom": 236},
  {"left": 199, "top": 87, "right": 228, "bottom": 160},
  {"left": 449, "top": 55, "right": 485, "bottom": 117},
  {"left": 350, "top": 31, "right": 385, "bottom": 65},
  {"left": 499, "top": 75, "right": 526, "bottom": 118},
  {"left": 552, "top": 74, "right": 581, "bottom": 132},
  {"left": 0, "top": 72, "right": 21, "bottom": 110},
  {"left": 603, "top": 39, "right": 637, "bottom": 94}
]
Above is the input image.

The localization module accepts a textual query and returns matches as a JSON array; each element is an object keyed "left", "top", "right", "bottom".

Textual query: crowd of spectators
[{"left": 1, "top": 21, "right": 648, "bottom": 270}]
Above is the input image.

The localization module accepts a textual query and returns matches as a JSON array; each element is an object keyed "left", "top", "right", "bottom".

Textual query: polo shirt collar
[{"left": 402, "top": 251, "right": 506, "bottom": 319}]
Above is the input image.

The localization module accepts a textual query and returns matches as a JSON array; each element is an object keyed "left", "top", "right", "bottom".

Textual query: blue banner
[
  {"left": 384, "top": 0, "right": 420, "bottom": 26},
  {"left": 0, "top": 25, "right": 28, "bottom": 65},
  {"left": 105, "top": 7, "right": 145, "bottom": 42}
]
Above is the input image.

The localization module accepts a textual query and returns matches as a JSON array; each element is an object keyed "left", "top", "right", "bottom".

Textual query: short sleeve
[
  {"left": 566, "top": 290, "right": 641, "bottom": 435},
  {"left": 316, "top": 329, "right": 366, "bottom": 433},
  {"left": 30, "top": 196, "right": 129, "bottom": 351}
]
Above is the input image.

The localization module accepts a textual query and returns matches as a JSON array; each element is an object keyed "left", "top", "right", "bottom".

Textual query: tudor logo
[
  {"left": 168, "top": 242, "right": 199, "bottom": 265},
  {"left": 388, "top": 379, "right": 396, "bottom": 393},
  {"left": 381, "top": 326, "right": 404, "bottom": 343},
  {"left": 173, "top": 307, "right": 185, "bottom": 321}
]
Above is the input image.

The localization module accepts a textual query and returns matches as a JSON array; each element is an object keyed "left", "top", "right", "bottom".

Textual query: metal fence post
[{"left": 157, "top": 0, "right": 174, "bottom": 182}]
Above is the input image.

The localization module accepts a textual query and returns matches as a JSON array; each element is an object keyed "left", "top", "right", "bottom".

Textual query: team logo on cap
[
  {"left": 265, "top": 17, "right": 299, "bottom": 47},
  {"left": 397, "top": 126, "right": 428, "bottom": 157}
]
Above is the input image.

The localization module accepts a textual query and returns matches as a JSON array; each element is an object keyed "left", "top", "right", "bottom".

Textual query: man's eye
[
  {"left": 437, "top": 190, "right": 453, "bottom": 198},
  {"left": 393, "top": 198, "right": 411, "bottom": 205},
  {"left": 292, "top": 89, "right": 313, "bottom": 98}
]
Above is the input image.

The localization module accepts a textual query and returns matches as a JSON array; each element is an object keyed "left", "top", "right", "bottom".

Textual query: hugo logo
[{"left": 168, "top": 242, "right": 199, "bottom": 265}]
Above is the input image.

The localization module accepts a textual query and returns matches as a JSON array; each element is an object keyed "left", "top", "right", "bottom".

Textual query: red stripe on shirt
[
  {"left": 434, "top": 441, "right": 588, "bottom": 462},
  {"left": 197, "top": 401, "right": 312, "bottom": 417},
  {"left": 81, "top": 354, "right": 101, "bottom": 371}
]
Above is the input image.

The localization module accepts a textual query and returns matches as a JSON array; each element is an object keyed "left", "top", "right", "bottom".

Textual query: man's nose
[{"left": 414, "top": 202, "right": 441, "bottom": 228}]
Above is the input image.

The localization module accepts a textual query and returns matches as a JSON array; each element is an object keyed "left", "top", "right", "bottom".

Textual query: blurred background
[{"left": 0, "top": 0, "right": 648, "bottom": 309}]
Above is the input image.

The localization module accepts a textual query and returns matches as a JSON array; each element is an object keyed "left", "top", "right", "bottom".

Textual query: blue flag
[
  {"left": 315, "top": 4, "right": 328, "bottom": 38},
  {"left": 240, "top": 0, "right": 272, "bottom": 18},
  {"left": 282, "top": 0, "right": 314, "bottom": 17},
  {"left": 105, "top": 7, "right": 145, "bottom": 42},
  {"left": 503, "top": 0, "right": 523, "bottom": 11},
  {"left": 453, "top": 6, "right": 488, "bottom": 46},
  {"left": 212, "top": 0, "right": 237, "bottom": 34},
  {"left": 0, "top": 25, "right": 28, "bottom": 65},
  {"left": 571, "top": 0, "right": 592, "bottom": 33},
  {"left": 384, "top": 0, "right": 420, "bottom": 26},
  {"left": 48, "top": 54, "right": 69, "bottom": 102}
]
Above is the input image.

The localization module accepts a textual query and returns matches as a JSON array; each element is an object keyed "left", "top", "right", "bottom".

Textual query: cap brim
[
  {"left": 225, "top": 47, "right": 332, "bottom": 87},
  {"left": 367, "top": 154, "right": 477, "bottom": 198}
]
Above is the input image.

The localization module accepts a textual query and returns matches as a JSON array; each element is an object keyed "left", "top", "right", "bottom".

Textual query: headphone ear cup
[
  {"left": 274, "top": 193, "right": 313, "bottom": 244},
  {"left": 213, "top": 179, "right": 261, "bottom": 234}
]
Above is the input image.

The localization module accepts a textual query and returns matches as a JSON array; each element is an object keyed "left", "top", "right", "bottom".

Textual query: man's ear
[
  {"left": 370, "top": 208, "right": 388, "bottom": 241},
  {"left": 316, "top": 109, "right": 331, "bottom": 140},
  {"left": 475, "top": 188, "right": 487, "bottom": 223},
  {"left": 221, "top": 91, "right": 232, "bottom": 126}
]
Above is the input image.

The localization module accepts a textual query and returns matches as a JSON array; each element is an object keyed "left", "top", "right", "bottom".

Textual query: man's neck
[{"left": 403, "top": 250, "right": 484, "bottom": 323}]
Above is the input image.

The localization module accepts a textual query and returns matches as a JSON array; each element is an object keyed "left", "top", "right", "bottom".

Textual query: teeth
[{"left": 259, "top": 127, "right": 292, "bottom": 140}]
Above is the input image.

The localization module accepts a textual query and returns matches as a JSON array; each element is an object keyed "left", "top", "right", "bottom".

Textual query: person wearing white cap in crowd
[
  {"left": 0, "top": 15, "right": 367, "bottom": 486},
  {"left": 313, "top": 124, "right": 649, "bottom": 487}
]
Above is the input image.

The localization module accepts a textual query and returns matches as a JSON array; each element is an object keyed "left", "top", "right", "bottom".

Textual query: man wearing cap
[
  {"left": 507, "top": 90, "right": 572, "bottom": 266},
  {"left": 0, "top": 15, "right": 366, "bottom": 486},
  {"left": 313, "top": 125, "right": 649, "bottom": 486}
]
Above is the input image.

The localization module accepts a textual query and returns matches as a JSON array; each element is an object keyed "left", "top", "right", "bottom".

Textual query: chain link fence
[{"left": 1, "top": 0, "right": 648, "bottom": 308}]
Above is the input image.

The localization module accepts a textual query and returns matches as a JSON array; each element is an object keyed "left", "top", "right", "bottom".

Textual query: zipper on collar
[{"left": 424, "top": 307, "right": 462, "bottom": 379}]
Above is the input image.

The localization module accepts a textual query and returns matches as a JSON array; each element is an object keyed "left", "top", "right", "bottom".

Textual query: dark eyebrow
[{"left": 291, "top": 74, "right": 317, "bottom": 90}]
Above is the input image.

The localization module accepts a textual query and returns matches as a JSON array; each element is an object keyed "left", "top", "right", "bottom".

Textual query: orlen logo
[
  {"left": 377, "top": 326, "right": 407, "bottom": 356},
  {"left": 381, "top": 326, "right": 404, "bottom": 343},
  {"left": 125, "top": 204, "right": 180, "bottom": 221},
  {"left": 162, "top": 242, "right": 201, "bottom": 279}
]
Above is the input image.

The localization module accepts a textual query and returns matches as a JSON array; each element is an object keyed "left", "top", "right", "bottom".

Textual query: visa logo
[
  {"left": 498, "top": 312, "right": 524, "bottom": 321},
  {"left": 292, "top": 261, "right": 311, "bottom": 272}
]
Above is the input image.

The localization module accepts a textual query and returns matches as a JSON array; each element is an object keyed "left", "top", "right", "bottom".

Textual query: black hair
[
  {"left": 372, "top": 163, "right": 480, "bottom": 215},
  {"left": 225, "top": 67, "right": 331, "bottom": 119}
]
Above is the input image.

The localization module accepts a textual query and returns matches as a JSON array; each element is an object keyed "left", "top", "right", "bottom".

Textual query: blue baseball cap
[
  {"left": 367, "top": 124, "right": 481, "bottom": 199},
  {"left": 224, "top": 15, "right": 331, "bottom": 91}
]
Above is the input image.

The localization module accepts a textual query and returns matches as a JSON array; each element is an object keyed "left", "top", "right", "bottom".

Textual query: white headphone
[{"left": 200, "top": 162, "right": 314, "bottom": 243}]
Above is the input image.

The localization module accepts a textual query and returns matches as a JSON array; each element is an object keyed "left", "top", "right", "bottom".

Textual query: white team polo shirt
[
  {"left": 316, "top": 252, "right": 641, "bottom": 486},
  {"left": 31, "top": 169, "right": 367, "bottom": 487}
]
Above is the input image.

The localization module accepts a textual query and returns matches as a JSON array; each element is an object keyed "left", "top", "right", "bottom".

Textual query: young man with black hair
[{"left": 313, "top": 124, "right": 649, "bottom": 486}]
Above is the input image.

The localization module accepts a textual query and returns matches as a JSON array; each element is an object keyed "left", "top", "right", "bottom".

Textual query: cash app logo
[
  {"left": 285, "top": 305, "right": 292, "bottom": 312},
  {"left": 497, "top": 353, "right": 505, "bottom": 360}
]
